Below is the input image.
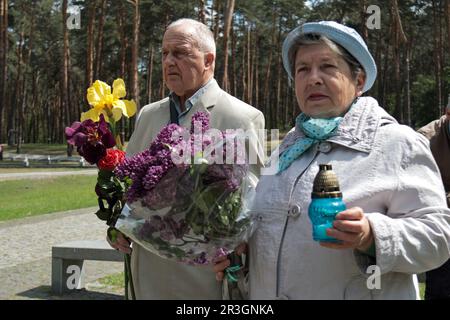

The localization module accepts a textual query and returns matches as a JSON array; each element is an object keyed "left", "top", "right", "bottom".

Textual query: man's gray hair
[{"left": 167, "top": 18, "right": 216, "bottom": 56}]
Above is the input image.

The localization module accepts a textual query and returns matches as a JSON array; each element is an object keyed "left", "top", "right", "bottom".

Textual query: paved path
[
  {"left": 0, "top": 170, "right": 98, "bottom": 181},
  {"left": 0, "top": 207, "right": 124, "bottom": 300}
]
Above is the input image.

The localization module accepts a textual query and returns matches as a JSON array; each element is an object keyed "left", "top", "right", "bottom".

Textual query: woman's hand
[
  {"left": 106, "top": 229, "right": 132, "bottom": 254},
  {"left": 320, "top": 207, "right": 374, "bottom": 252},
  {"left": 213, "top": 243, "right": 247, "bottom": 281}
]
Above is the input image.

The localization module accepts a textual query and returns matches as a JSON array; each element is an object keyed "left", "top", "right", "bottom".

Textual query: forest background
[{"left": 0, "top": 0, "right": 448, "bottom": 149}]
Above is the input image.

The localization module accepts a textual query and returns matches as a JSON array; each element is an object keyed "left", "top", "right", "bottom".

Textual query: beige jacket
[{"left": 125, "top": 79, "right": 265, "bottom": 299}]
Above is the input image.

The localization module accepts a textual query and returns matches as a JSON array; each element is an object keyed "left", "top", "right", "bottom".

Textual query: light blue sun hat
[{"left": 282, "top": 21, "right": 377, "bottom": 93}]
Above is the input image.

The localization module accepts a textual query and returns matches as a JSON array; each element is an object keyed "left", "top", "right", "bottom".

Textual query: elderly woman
[{"left": 214, "top": 21, "right": 450, "bottom": 299}]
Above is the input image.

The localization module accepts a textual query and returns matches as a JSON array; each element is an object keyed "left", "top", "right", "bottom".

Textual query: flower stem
[{"left": 124, "top": 253, "right": 136, "bottom": 300}]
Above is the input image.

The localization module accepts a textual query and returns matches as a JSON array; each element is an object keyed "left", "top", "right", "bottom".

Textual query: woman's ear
[{"left": 355, "top": 71, "right": 366, "bottom": 96}]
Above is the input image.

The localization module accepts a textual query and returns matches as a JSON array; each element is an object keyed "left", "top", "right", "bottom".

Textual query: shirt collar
[{"left": 169, "top": 78, "right": 215, "bottom": 120}]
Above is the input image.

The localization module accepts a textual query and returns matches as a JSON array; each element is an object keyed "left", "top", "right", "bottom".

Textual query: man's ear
[{"left": 204, "top": 52, "right": 215, "bottom": 70}]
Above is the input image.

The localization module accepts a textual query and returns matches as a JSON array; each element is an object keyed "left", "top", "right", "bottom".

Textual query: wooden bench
[{"left": 51, "top": 240, "right": 124, "bottom": 295}]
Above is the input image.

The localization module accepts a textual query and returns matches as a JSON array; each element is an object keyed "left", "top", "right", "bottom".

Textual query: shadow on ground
[{"left": 14, "top": 285, "right": 124, "bottom": 300}]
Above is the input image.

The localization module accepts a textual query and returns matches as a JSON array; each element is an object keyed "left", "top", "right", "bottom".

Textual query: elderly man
[
  {"left": 108, "top": 18, "right": 265, "bottom": 299},
  {"left": 418, "top": 96, "right": 450, "bottom": 300}
]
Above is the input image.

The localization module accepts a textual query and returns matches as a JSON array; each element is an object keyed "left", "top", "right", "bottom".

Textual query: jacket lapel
[
  {"left": 179, "top": 79, "right": 223, "bottom": 128},
  {"left": 278, "top": 97, "right": 397, "bottom": 156}
]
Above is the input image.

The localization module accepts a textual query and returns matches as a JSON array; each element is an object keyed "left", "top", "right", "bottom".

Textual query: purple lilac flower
[
  {"left": 190, "top": 112, "right": 210, "bottom": 134},
  {"left": 138, "top": 220, "right": 155, "bottom": 240},
  {"left": 160, "top": 229, "right": 175, "bottom": 241},
  {"left": 141, "top": 166, "right": 185, "bottom": 209},
  {"left": 163, "top": 216, "right": 190, "bottom": 239},
  {"left": 115, "top": 149, "right": 155, "bottom": 202},
  {"left": 149, "top": 215, "right": 165, "bottom": 231},
  {"left": 193, "top": 252, "right": 208, "bottom": 265},
  {"left": 214, "top": 247, "right": 229, "bottom": 260},
  {"left": 203, "top": 164, "right": 246, "bottom": 192},
  {"left": 150, "top": 124, "right": 185, "bottom": 156},
  {"left": 116, "top": 123, "right": 190, "bottom": 203},
  {"left": 65, "top": 114, "right": 116, "bottom": 164}
]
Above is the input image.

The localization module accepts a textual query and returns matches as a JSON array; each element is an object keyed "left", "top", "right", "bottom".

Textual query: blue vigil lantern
[{"left": 308, "top": 164, "right": 346, "bottom": 242}]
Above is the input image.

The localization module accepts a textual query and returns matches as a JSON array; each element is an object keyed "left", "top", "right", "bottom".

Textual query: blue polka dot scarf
[{"left": 277, "top": 114, "right": 343, "bottom": 173}]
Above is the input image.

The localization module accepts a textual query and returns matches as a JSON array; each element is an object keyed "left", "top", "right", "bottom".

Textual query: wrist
[
  {"left": 356, "top": 217, "right": 374, "bottom": 253},
  {"left": 357, "top": 232, "right": 374, "bottom": 253}
]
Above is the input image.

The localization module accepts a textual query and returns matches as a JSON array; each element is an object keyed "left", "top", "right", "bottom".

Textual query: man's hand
[
  {"left": 106, "top": 228, "right": 132, "bottom": 254},
  {"left": 320, "top": 207, "right": 374, "bottom": 252},
  {"left": 213, "top": 243, "right": 247, "bottom": 281}
]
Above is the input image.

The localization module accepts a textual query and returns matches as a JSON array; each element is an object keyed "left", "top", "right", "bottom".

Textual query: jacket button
[
  {"left": 319, "top": 142, "right": 332, "bottom": 153},
  {"left": 288, "top": 204, "right": 301, "bottom": 218}
]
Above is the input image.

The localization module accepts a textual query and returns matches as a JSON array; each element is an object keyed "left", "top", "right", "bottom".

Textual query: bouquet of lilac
[{"left": 114, "top": 112, "right": 258, "bottom": 265}]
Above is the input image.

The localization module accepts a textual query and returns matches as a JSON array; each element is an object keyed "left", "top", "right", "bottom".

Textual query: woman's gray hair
[
  {"left": 167, "top": 18, "right": 216, "bottom": 56},
  {"left": 288, "top": 33, "right": 365, "bottom": 81}
]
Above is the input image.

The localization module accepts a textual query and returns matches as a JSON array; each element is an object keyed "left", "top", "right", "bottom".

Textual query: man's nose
[{"left": 163, "top": 52, "right": 175, "bottom": 66}]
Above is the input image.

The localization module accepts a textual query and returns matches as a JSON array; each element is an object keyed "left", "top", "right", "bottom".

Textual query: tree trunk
[
  {"left": 446, "top": 0, "right": 450, "bottom": 53},
  {"left": 380, "top": 36, "right": 390, "bottom": 109},
  {"left": 86, "top": 0, "right": 96, "bottom": 90},
  {"left": 250, "top": 29, "right": 256, "bottom": 106},
  {"left": 273, "top": 15, "right": 282, "bottom": 129},
  {"left": 61, "top": 0, "right": 70, "bottom": 143},
  {"left": 8, "top": 31, "right": 23, "bottom": 146},
  {"left": 438, "top": 0, "right": 445, "bottom": 115},
  {"left": 264, "top": 8, "right": 277, "bottom": 123},
  {"left": 241, "top": 18, "right": 246, "bottom": 101},
  {"left": 17, "top": 10, "right": 35, "bottom": 150},
  {"left": 246, "top": 26, "right": 251, "bottom": 103},
  {"left": 359, "top": 0, "right": 368, "bottom": 42},
  {"left": 117, "top": 1, "right": 127, "bottom": 79},
  {"left": 213, "top": 0, "right": 220, "bottom": 42},
  {"left": 405, "top": 44, "right": 411, "bottom": 127},
  {"left": 147, "top": 44, "right": 154, "bottom": 104},
  {"left": 432, "top": 0, "right": 442, "bottom": 117},
  {"left": 255, "top": 35, "right": 259, "bottom": 109},
  {"left": 0, "top": 0, "right": 8, "bottom": 143},
  {"left": 94, "top": 0, "right": 106, "bottom": 80},
  {"left": 30, "top": 71, "right": 39, "bottom": 143},
  {"left": 131, "top": 0, "right": 141, "bottom": 112},
  {"left": 230, "top": 18, "right": 236, "bottom": 97},
  {"left": 275, "top": 52, "right": 281, "bottom": 129},
  {"left": 13, "top": 29, "right": 23, "bottom": 147},
  {"left": 221, "top": 0, "right": 235, "bottom": 92},
  {"left": 199, "top": 0, "right": 206, "bottom": 24},
  {"left": 117, "top": 0, "right": 128, "bottom": 143},
  {"left": 390, "top": 0, "right": 407, "bottom": 123},
  {"left": 375, "top": 29, "right": 382, "bottom": 103}
]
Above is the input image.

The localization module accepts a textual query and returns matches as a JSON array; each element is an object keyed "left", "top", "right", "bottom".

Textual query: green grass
[
  {"left": 98, "top": 272, "right": 125, "bottom": 288},
  {"left": 0, "top": 168, "right": 86, "bottom": 173},
  {"left": 4, "top": 143, "right": 69, "bottom": 156},
  {"left": 0, "top": 175, "right": 98, "bottom": 221}
]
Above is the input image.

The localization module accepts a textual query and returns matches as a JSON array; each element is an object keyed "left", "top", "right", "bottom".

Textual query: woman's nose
[{"left": 307, "top": 67, "right": 323, "bottom": 86}]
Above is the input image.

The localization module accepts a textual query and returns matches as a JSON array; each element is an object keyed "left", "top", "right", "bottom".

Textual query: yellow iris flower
[{"left": 81, "top": 78, "right": 137, "bottom": 122}]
